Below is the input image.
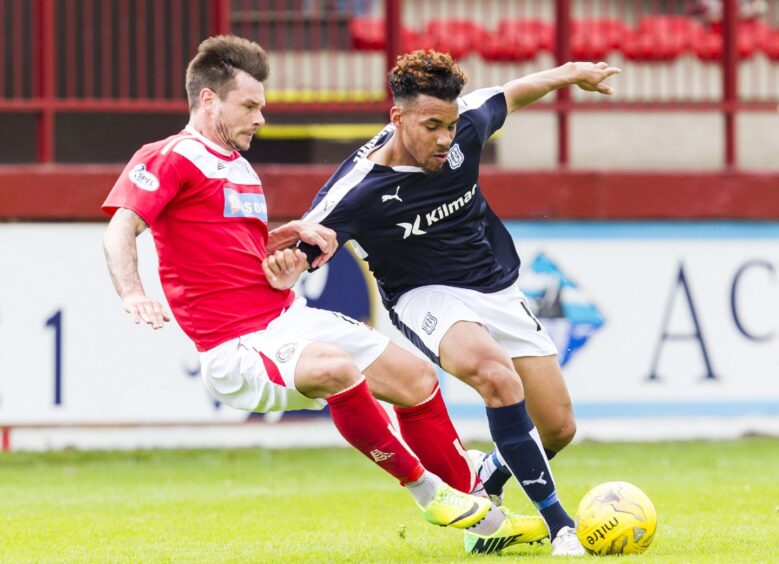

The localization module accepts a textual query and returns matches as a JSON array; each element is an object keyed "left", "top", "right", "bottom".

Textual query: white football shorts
[
  {"left": 389, "top": 279, "right": 558, "bottom": 365},
  {"left": 200, "top": 297, "right": 390, "bottom": 413}
]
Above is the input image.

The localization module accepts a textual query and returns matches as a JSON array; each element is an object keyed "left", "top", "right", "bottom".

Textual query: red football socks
[
  {"left": 327, "top": 378, "right": 424, "bottom": 485},
  {"left": 394, "top": 386, "right": 474, "bottom": 493}
]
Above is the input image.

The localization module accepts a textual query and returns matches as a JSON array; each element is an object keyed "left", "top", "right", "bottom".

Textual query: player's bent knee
[
  {"left": 466, "top": 361, "right": 522, "bottom": 405},
  {"left": 559, "top": 416, "right": 577, "bottom": 445},
  {"left": 316, "top": 356, "right": 361, "bottom": 395},
  {"left": 415, "top": 359, "right": 438, "bottom": 393},
  {"left": 297, "top": 345, "right": 362, "bottom": 398},
  {"left": 545, "top": 414, "right": 577, "bottom": 451}
]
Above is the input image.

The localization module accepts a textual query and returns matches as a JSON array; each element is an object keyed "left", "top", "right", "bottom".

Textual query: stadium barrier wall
[
  {"left": 1, "top": 220, "right": 778, "bottom": 450},
  {"left": 2, "top": 165, "right": 779, "bottom": 220}
]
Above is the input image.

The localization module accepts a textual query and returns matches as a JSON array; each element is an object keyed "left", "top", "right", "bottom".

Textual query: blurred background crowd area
[{"left": 1, "top": 0, "right": 778, "bottom": 169}]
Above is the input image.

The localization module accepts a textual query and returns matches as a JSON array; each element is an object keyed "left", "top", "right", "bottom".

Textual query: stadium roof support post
[
  {"left": 722, "top": 0, "right": 738, "bottom": 169},
  {"left": 385, "top": 0, "right": 402, "bottom": 98},
  {"left": 35, "top": 0, "right": 55, "bottom": 163},
  {"left": 555, "top": 0, "right": 572, "bottom": 167},
  {"left": 211, "top": 0, "right": 232, "bottom": 36}
]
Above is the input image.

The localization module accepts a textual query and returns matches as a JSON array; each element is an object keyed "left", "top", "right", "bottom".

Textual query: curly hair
[
  {"left": 186, "top": 35, "right": 270, "bottom": 110},
  {"left": 388, "top": 50, "right": 468, "bottom": 103}
]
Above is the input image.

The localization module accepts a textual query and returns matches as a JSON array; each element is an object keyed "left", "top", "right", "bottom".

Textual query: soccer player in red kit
[{"left": 102, "top": 35, "right": 547, "bottom": 545}]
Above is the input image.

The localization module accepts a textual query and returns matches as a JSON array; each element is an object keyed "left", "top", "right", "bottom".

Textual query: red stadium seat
[
  {"left": 571, "top": 34, "right": 612, "bottom": 61},
  {"left": 691, "top": 24, "right": 767, "bottom": 61},
  {"left": 349, "top": 18, "right": 384, "bottom": 51},
  {"left": 400, "top": 28, "right": 423, "bottom": 52},
  {"left": 479, "top": 32, "right": 541, "bottom": 62},
  {"left": 572, "top": 18, "right": 629, "bottom": 50},
  {"left": 621, "top": 30, "right": 686, "bottom": 61},
  {"left": 739, "top": 20, "right": 773, "bottom": 57},
  {"left": 424, "top": 19, "right": 488, "bottom": 59},
  {"left": 765, "top": 30, "right": 779, "bottom": 60},
  {"left": 639, "top": 15, "right": 705, "bottom": 37},
  {"left": 620, "top": 16, "right": 705, "bottom": 61},
  {"left": 702, "top": 20, "right": 772, "bottom": 59},
  {"left": 348, "top": 18, "right": 421, "bottom": 52},
  {"left": 497, "top": 19, "right": 554, "bottom": 52},
  {"left": 736, "top": 28, "right": 759, "bottom": 58},
  {"left": 692, "top": 31, "right": 722, "bottom": 61}
]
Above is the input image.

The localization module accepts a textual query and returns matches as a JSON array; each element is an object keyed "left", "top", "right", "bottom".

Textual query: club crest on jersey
[
  {"left": 276, "top": 342, "right": 297, "bottom": 363},
  {"left": 223, "top": 187, "right": 267, "bottom": 221},
  {"left": 422, "top": 312, "right": 438, "bottom": 335},
  {"left": 128, "top": 164, "right": 160, "bottom": 191},
  {"left": 446, "top": 143, "right": 464, "bottom": 169}
]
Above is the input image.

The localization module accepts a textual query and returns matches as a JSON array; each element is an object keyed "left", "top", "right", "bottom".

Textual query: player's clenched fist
[
  {"left": 263, "top": 248, "right": 309, "bottom": 290},
  {"left": 122, "top": 294, "right": 171, "bottom": 329},
  {"left": 297, "top": 223, "right": 338, "bottom": 268}
]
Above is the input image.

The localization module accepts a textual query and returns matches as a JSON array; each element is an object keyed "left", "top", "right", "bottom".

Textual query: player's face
[
  {"left": 211, "top": 70, "right": 266, "bottom": 151},
  {"left": 396, "top": 95, "right": 458, "bottom": 174}
]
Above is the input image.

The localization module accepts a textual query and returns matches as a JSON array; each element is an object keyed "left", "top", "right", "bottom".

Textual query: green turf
[{"left": 0, "top": 438, "right": 776, "bottom": 562}]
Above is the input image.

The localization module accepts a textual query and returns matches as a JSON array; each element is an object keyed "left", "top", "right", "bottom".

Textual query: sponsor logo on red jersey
[{"left": 223, "top": 187, "right": 267, "bottom": 221}]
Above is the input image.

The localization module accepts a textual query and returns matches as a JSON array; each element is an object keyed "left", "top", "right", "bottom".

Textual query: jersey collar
[
  {"left": 365, "top": 126, "right": 427, "bottom": 174},
  {"left": 184, "top": 125, "right": 237, "bottom": 158}
]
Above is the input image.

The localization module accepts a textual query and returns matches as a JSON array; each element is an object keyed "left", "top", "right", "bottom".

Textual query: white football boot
[{"left": 551, "top": 526, "right": 586, "bottom": 557}]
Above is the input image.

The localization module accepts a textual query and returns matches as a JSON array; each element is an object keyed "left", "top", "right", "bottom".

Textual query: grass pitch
[{"left": 0, "top": 438, "right": 776, "bottom": 563}]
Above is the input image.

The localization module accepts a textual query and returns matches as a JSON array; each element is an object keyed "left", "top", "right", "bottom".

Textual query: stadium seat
[
  {"left": 621, "top": 15, "right": 705, "bottom": 61},
  {"left": 735, "top": 28, "right": 759, "bottom": 58},
  {"left": 764, "top": 30, "right": 779, "bottom": 60},
  {"left": 638, "top": 15, "right": 706, "bottom": 51},
  {"left": 621, "top": 30, "right": 686, "bottom": 61},
  {"left": 692, "top": 31, "right": 722, "bottom": 61},
  {"left": 348, "top": 18, "right": 420, "bottom": 52},
  {"left": 572, "top": 18, "right": 628, "bottom": 51},
  {"left": 479, "top": 32, "right": 541, "bottom": 62},
  {"left": 497, "top": 19, "right": 555, "bottom": 52},
  {"left": 424, "top": 19, "right": 489, "bottom": 59},
  {"left": 740, "top": 20, "right": 773, "bottom": 58},
  {"left": 349, "top": 18, "right": 384, "bottom": 50},
  {"left": 571, "top": 34, "right": 612, "bottom": 61},
  {"left": 691, "top": 24, "right": 767, "bottom": 61}
]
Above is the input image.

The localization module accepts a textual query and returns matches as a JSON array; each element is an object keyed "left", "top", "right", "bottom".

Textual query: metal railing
[{"left": 1, "top": 0, "right": 776, "bottom": 166}]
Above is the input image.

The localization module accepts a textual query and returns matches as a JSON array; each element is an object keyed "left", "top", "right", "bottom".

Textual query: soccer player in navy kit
[
  {"left": 104, "top": 36, "right": 554, "bottom": 552},
  {"left": 300, "top": 50, "right": 620, "bottom": 556}
]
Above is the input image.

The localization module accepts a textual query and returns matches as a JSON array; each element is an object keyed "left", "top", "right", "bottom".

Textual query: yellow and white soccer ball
[{"left": 575, "top": 481, "right": 657, "bottom": 555}]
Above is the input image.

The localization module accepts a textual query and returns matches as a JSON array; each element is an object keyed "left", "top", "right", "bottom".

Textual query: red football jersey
[{"left": 103, "top": 126, "right": 294, "bottom": 351}]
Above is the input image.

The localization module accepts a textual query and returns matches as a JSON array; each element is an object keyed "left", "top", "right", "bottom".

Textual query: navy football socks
[{"left": 486, "top": 401, "right": 574, "bottom": 540}]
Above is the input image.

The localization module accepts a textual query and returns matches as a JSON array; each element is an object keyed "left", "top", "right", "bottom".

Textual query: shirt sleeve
[
  {"left": 299, "top": 188, "right": 363, "bottom": 266},
  {"left": 102, "top": 144, "right": 185, "bottom": 226},
  {"left": 457, "top": 86, "right": 508, "bottom": 147}
]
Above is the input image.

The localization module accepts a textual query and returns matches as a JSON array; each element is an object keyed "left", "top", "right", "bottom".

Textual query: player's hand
[
  {"left": 263, "top": 248, "right": 309, "bottom": 290},
  {"left": 122, "top": 294, "right": 171, "bottom": 329},
  {"left": 296, "top": 222, "right": 338, "bottom": 268},
  {"left": 572, "top": 61, "right": 621, "bottom": 95}
]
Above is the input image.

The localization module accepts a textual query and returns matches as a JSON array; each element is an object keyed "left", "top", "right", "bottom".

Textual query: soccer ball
[{"left": 575, "top": 481, "right": 657, "bottom": 555}]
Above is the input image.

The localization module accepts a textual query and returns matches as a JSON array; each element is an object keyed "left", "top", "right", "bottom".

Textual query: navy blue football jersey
[{"left": 301, "top": 86, "right": 520, "bottom": 308}]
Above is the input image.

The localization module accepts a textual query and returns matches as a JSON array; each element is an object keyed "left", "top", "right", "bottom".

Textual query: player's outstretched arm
[
  {"left": 267, "top": 220, "right": 338, "bottom": 268},
  {"left": 103, "top": 208, "right": 170, "bottom": 330},
  {"left": 503, "top": 61, "right": 621, "bottom": 113},
  {"left": 262, "top": 248, "right": 310, "bottom": 290}
]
